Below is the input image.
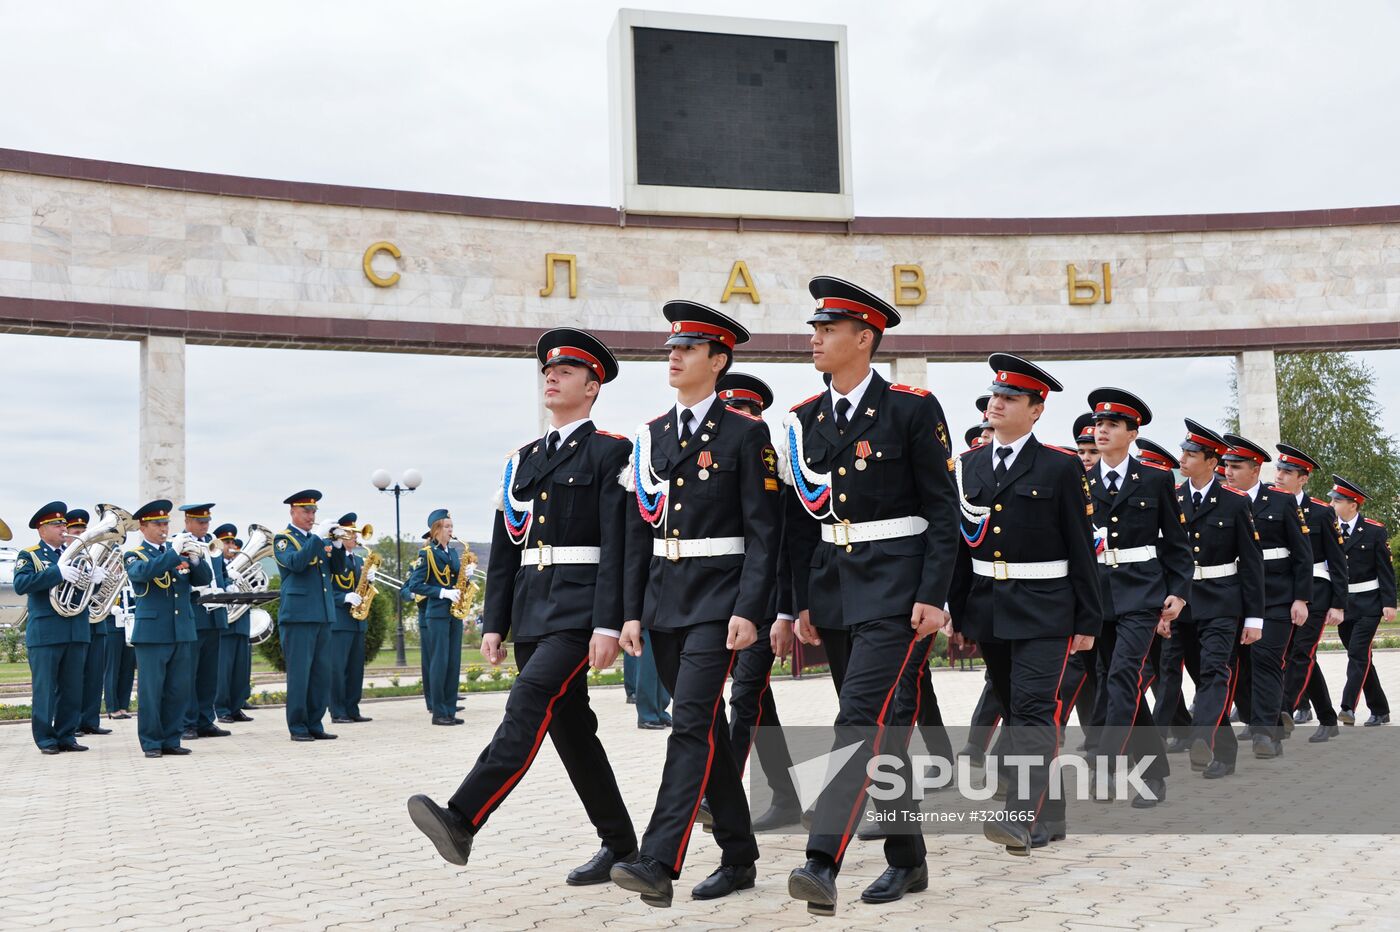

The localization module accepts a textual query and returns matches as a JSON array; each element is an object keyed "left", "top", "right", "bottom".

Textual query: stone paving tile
[{"left": 1, "top": 649, "right": 1397, "bottom": 931}]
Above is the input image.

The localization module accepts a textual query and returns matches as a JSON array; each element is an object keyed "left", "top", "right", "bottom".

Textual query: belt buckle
[
  {"left": 1102, "top": 549, "right": 1119, "bottom": 567},
  {"left": 665, "top": 538, "right": 681, "bottom": 562},
  {"left": 831, "top": 522, "right": 851, "bottom": 547},
  {"left": 536, "top": 544, "right": 553, "bottom": 569},
  {"left": 993, "top": 560, "right": 1009, "bottom": 581},
  {"left": 1193, "top": 565, "right": 1204, "bottom": 581}
]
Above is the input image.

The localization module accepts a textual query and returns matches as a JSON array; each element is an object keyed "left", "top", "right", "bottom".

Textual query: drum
[{"left": 248, "top": 607, "right": 274, "bottom": 645}]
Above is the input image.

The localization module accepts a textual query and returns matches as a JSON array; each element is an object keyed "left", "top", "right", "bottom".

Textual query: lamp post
[{"left": 372, "top": 467, "right": 422, "bottom": 667}]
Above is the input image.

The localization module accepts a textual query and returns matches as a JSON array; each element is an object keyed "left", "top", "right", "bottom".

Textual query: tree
[{"left": 1228, "top": 353, "right": 1400, "bottom": 528}]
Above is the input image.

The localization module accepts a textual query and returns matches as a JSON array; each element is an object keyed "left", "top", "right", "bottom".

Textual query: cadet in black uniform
[
  {"left": 1273, "top": 445, "right": 1348, "bottom": 742},
  {"left": 1074, "top": 412, "right": 1100, "bottom": 471},
  {"left": 1220, "top": 435, "right": 1312, "bottom": 757},
  {"left": 948, "top": 355, "right": 1102, "bottom": 854},
  {"left": 1085, "top": 390, "right": 1192, "bottom": 806},
  {"left": 610, "top": 305, "right": 779, "bottom": 908},
  {"left": 1167, "top": 422, "right": 1265, "bottom": 779},
  {"left": 782, "top": 277, "right": 958, "bottom": 915},
  {"left": 408, "top": 329, "right": 637, "bottom": 886},
  {"left": 1329, "top": 476, "right": 1395, "bottom": 726},
  {"left": 1058, "top": 413, "right": 1105, "bottom": 732}
]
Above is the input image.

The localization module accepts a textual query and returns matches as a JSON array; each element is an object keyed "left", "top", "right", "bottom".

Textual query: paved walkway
[{"left": 2, "top": 651, "right": 1396, "bottom": 931}]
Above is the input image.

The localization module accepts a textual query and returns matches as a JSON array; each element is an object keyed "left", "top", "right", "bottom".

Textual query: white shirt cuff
[
  {"left": 776, "top": 613, "right": 794, "bottom": 623},
  {"left": 593, "top": 627, "right": 621, "bottom": 639},
  {"left": 1244, "top": 617, "right": 1264, "bottom": 630}
]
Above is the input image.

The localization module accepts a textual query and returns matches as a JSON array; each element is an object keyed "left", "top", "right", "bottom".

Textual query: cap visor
[{"left": 664, "top": 334, "right": 710, "bottom": 347}]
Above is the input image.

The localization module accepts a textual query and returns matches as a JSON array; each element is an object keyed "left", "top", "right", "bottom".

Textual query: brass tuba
[
  {"left": 85, "top": 504, "right": 140, "bottom": 623},
  {"left": 51, "top": 504, "right": 137, "bottom": 618},
  {"left": 225, "top": 524, "right": 275, "bottom": 624}
]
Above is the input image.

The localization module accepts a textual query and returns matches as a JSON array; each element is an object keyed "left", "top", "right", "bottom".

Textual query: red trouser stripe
[
  {"left": 739, "top": 669, "right": 773, "bottom": 778},
  {"left": 472, "top": 656, "right": 590, "bottom": 826},
  {"left": 1291, "top": 627, "right": 1323, "bottom": 711},
  {"left": 1210, "top": 657, "right": 1240, "bottom": 749},
  {"left": 674, "top": 649, "right": 739, "bottom": 869},
  {"left": 1034, "top": 638, "right": 1076, "bottom": 820},
  {"left": 1117, "top": 635, "right": 1156, "bottom": 756}
]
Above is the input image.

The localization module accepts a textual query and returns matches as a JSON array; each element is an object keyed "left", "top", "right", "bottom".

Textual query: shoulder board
[
  {"left": 22, "top": 544, "right": 39, "bottom": 553},
  {"left": 596, "top": 429, "right": 627, "bottom": 441},
  {"left": 889, "top": 383, "right": 930, "bottom": 396},
  {"left": 647, "top": 411, "right": 670, "bottom": 425},
  {"left": 1365, "top": 517, "right": 1385, "bottom": 527},
  {"left": 959, "top": 445, "right": 984, "bottom": 458},
  {"left": 790, "top": 392, "right": 822, "bottom": 412},
  {"left": 1042, "top": 444, "right": 1076, "bottom": 456},
  {"left": 1221, "top": 485, "right": 1246, "bottom": 496},
  {"left": 725, "top": 405, "right": 762, "bottom": 421},
  {"left": 1268, "top": 485, "right": 1288, "bottom": 494},
  {"left": 1141, "top": 461, "right": 1170, "bottom": 471},
  {"left": 1310, "top": 497, "right": 1329, "bottom": 507}
]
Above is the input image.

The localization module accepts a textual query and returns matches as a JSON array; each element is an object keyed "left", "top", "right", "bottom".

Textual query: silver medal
[
  {"left": 854, "top": 458, "right": 868, "bottom": 471},
  {"left": 698, "top": 468, "right": 710, "bottom": 480}
]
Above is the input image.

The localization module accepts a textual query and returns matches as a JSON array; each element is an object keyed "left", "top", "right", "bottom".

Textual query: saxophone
[
  {"left": 449, "top": 543, "right": 479, "bottom": 621},
  {"left": 350, "top": 552, "right": 381, "bottom": 622}
]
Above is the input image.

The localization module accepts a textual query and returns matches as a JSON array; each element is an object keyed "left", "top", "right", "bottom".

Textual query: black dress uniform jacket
[
  {"left": 1303, "top": 496, "right": 1349, "bottom": 610},
  {"left": 622, "top": 398, "right": 781, "bottom": 629},
  {"left": 486, "top": 421, "right": 632, "bottom": 640},
  {"left": 1177, "top": 480, "right": 1265, "bottom": 620},
  {"left": 1089, "top": 456, "right": 1193, "bottom": 618},
  {"left": 1342, "top": 516, "right": 1398, "bottom": 617},
  {"left": 1252, "top": 485, "right": 1313, "bottom": 610},
  {"left": 948, "top": 436, "right": 1103, "bottom": 640},
  {"left": 785, "top": 373, "right": 960, "bottom": 624}
]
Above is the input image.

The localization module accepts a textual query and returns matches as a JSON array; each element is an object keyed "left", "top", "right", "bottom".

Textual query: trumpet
[{"left": 323, "top": 522, "right": 373, "bottom": 543}]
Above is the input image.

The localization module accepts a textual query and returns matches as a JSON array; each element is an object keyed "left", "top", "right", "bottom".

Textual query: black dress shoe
[
  {"left": 310, "top": 731, "right": 338, "bottom": 740},
  {"left": 290, "top": 734, "right": 316, "bottom": 742},
  {"left": 567, "top": 846, "right": 635, "bottom": 886},
  {"left": 983, "top": 820, "right": 1031, "bottom": 854},
  {"left": 861, "top": 862, "right": 928, "bottom": 903},
  {"left": 1131, "top": 777, "right": 1165, "bottom": 808},
  {"left": 1309, "top": 724, "right": 1340, "bottom": 742},
  {"left": 1338, "top": 709, "right": 1356, "bottom": 725},
  {"left": 217, "top": 715, "right": 238, "bottom": 724},
  {"left": 1280, "top": 713, "right": 1295, "bottom": 738},
  {"left": 58, "top": 742, "right": 89, "bottom": 752},
  {"left": 144, "top": 749, "right": 162, "bottom": 758},
  {"left": 233, "top": 711, "right": 254, "bottom": 722},
  {"left": 626, "top": 694, "right": 637, "bottom": 704},
  {"left": 1365, "top": 714, "right": 1391, "bottom": 726},
  {"left": 80, "top": 725, "right": 113, "bottom": 735},
  {"left": 161, "top": 747, "right": 192, "bottom": 755},
  {"left": 332, "top": 717, "right": 354, "bottom": 724},
  {"left": 692, "top": 863, "right": 756, "bottom": 900},
  {"left": 750, "top": 802, "right": 802, "bottom": 832},
  {"left": 1294, "top": 708, "right": 1314, "bottom": 724},
  {"left": 787, "top": 857, "right": 838, "bottom": 917},
  {"left": 407, "top": 794, "right": 475, "bottom": 866},
  {"left": 40, "top": 747, "right": 61, "bottom": 755},
  {"left": 182, "top": 728, "right": 199, "bottom": 739},
  {"left": 431, "top": 716, "right": 461, "bottom": 726},
  {"left": 197, "top": 726, "right": 230, "bottom": 737},
  {"left": 1252, "top": 736, "right": 1280, "bottom": 759},
  {"left": 610, "top": 855, "right": 673, "bottom": 908},
  {"left": 351, "top": 715, "right": 373, "bottom": 723},
  {"left": 1202, "top": 760, "right": 1234, "bottom": 779},
  {"left": 1189, "top": 738, "right": 1214, "bottom": 772},
  {"left": 637, "top": 721, "right": 668, "bottom": 730},
  {"left": 1165, "top": 736, "right": 1190, "bottom": 754}
]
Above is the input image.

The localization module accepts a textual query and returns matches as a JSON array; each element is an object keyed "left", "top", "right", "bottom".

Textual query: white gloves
[
  {"left": 59, "top": 563, "right": 86, "bottom": 584},
  {"left": 439, "top": 588, "right": 461, "bottom": 603},
  {"left": 366, "top": 568, "right": 377, "bottom": 583},
  {"left": 91, "top": 566, "right": 109, "bottom": 586},
  {"left": 344, "top": 592, "right": 363, "bottom": 607}
]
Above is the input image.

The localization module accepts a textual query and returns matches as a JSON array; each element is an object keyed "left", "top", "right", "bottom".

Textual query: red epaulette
[
  {"left": 1365, "top": 517, "right": 1385, "bottom": 527},
  {"left": 596, "top": 430, "right": 627, "bottom": 440},
  {"left": 1141, "top": 461, "right": 1170, "bottom": 471},
  {"left": 647, "top": 411, "right": 669, "bottom": 425},
  {"left": 959, "top": 445, "right": 984, "bottom": 457},
  {"left": 1311, "top": 496, "right": 1330, "bottom": 507},
  {"left": 1221, "top": 485, "right": 1246, "bottom": 496},
  {"left": 890, "top": 383, "right": 930, "bottom": 397},
  {"left": 790, "top": 392, "right": 822, "bottom": 412},
  {"left": 1042, "top": 444, "right": 1077, "bottom": 456},
  {"left": 726, "top": 405, "right": 762, "bottom": 421},
  {"left": 1268, "top": 485, "right": 1288, "bottom": 494}
]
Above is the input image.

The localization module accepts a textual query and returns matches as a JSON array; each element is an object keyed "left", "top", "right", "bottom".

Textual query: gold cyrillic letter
[
  {"left": 363, "top": 241, "right": 402, "bottom": 287},
  {"left": 1067, "top": 263, "right": 1105, "bottom": 305},
  {"left": 540, "top": 253, "right": 578, "bottom": 298},
  {"left": 892, "top": 264, "right": 925, "bottom": 307},
  {"left": 721, "top": 260, "right": 761, "bottom": 304}
]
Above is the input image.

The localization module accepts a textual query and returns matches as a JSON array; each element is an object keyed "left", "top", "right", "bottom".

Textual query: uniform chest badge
[
  {"left": 697, "top": 450, "right": 713, "bottom": 480},
  {"left": 854, "top": 440, "right": 872, "bottom": 471}
]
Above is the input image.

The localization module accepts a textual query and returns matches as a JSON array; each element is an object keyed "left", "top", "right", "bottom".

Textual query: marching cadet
[
  {"left": 180, "top": 503, "right": 230, "bottom": 739},
  {"left": 66, "top": 510, "right": 113, "bottom": 739},
  {"left": 328, "top": 514, "right": 371, "bottom": 724},
  {"left": 1220, "top": 435, "right": 1312, "bottom": 756},
  {"left": 1165, "top": 422, "right": 1264, "bottom": 779},
  {"left": 610, "top": 303, "right": 779, "bottom": 909},
  {"left": 408, "top": 328, "right": 638, "bottom": 887},
  {"left": 215, "top": 526, "right": 254, "bottom": 723},
  {"left": 1272, "top": 445, "right": 1348, "bottom": 742},
  {"left": 1057, "top": 416, "right": 1110, "bottom": 730},
  {"left": 1074, "top": 412, "right": 1100, "bottom": 471},
  {"left": 406, "top": 510, "right": 465, "bottom": 726},
  {"left": 124, "top": 500, "right": 211, "bottom": 758},
  {"left": 948, "top": 355, "right": 1102, "bottom": 853},
  {"left": 781, "top": 277, "right": 958, "bottom": 916},
  {"left": 1328, "top": 475, "right": 1396, "bottom": 726},
  {"left": 14, "top": 502, "right": 95, "bottom": 754},
  {"left": 1084, "top": 390, "right": 1192, "bottom": 806},
  {"left": 975, "top": 393, "right": 994, "bottom": 446},
  {"left": 273, "top": 490, "right": 342, "bottom": 742}
]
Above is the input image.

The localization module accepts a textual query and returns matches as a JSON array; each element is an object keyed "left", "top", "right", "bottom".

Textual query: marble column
[
  {"left": 139, "top": 335, "right": 186, "bottom": 505},
  {"left": 891, "top": 356, "right": 929, "bottom": 390},
  {"left": 1237, "top": 350, "right": 1282, "bottom": 482}
]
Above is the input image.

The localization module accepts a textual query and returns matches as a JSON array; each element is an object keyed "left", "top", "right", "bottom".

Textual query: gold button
[
  {"left": 838, "top": 467, "right": 847, "bottom": 476},
  {"left": 839, "top": 493, "right": 847, "bottom": 502},
  {"left": 674, "top": 503, "right": 682, "bottom": 511},
  {"left": 993, "top": 550, "right": 1002, "bottom": 558},
  {"left": 845, "top": 545, "right": 853, "bottom": 553},
  {"left": 876, "top": 452, "right": 883, "bottom": 458},
  {"left": 676, "top": 478, "right": 684, "bottom": 487},
  {"left": 993, "top": 526, "right": 1001, "bottom": 534},
  {"left": 1194, "top": 532, "right": 1200, "bottom": 539},
  {"left": 1111, "top": 516, "right": 1119, "bottom": 523},
  {"left": 538, "top": 516, "right": 546, "bottom": 524},
  {"left": 568, "top": 477, "right": 574, "bottom": 484},
  {"left": 1193, "top": 546, "right": 1200, "bottom": 552},
  {"left": 539, "top": 492, "right": 547, "bottom": 501},
  {"left": 994, "top": 504, "right": 1002, "bottom": 512},
  {"left": 1111, "top": 532, "right": 1119, "bottom": 538},
  {"left": 672, "top": 529, "right": 680, "bottom": 537},
  {"left": 1031, "top": 490, "right": 1038, "bottom": 497}
]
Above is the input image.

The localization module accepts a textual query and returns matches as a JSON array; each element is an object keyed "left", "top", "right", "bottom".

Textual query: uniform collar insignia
[
  {"left": 865, "top": 407, "right": 876, "bottom": 417},
  {"left": 706, "top": 420, "right": 716, "bottom": 429},
  {"left": 817, "top": 412, "right": 825, "bottom": 422}
]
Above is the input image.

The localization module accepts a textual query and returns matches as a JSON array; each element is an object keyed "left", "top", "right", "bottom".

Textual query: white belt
[
  {"left": 1313, "top": 561, "right": 1330, "bottom": 580},
  {"left": 521, "top": 545, "right": 601, "bottom": 568},
  {"left": 653, "top": 537, "right": 745, "bottom": 561},
  {"left": 1097, "top": 546, "right": 1156, "bottom": 566},
  {"left": 820, "top": 516, "right": 929, "bottom": 547},
  {"left": 972, "top": 559, "right": 1069, "bottom": 581},
  {"left": 1350, "top": 579, "right": 1380, "bottom": 594},
  {"left": 1262, "top": 547, "right": 1291, "bottom": 561},
  {"left": 1193, "top": 562, "right": 1238, "bottom": 581}
]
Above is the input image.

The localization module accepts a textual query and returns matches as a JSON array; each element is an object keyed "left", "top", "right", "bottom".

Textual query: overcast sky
[{"left": 4, "top": 1, "right": 1400, "bottom": 541}]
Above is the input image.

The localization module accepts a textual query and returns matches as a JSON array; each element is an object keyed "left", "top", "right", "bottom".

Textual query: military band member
[
  {"left": 1328, "top": 476, "right": 1395, "bottom": 726},
  {"left": 1074, "top": 412, "right": 1100, "bottom": 471},
  {"left": 408, "top": 328, "right": 637, "bottom": 886},
  {"left": 406, "top": 511, "right": 464, "bottom": 725},
  {"left": 179, "top": 503, "right": 230, "bottom": 739},
  {"left": 949, "top": 355, "right": 1102, "bottom": 853},
  {"left": 610, "top": 303, "right": 779, "bottom": 908},
  {"left": 125, "top": 500, "right": 211, "bottom": 758},
  {"left": 273, "top": 490, "right": 341, "bottom": 741},
  {"left": 329, "top": 513, "right": 371, "bottom": 724},
  {"left": 782, "top": 277, "right": 958, "bottom": 915},
  {"left": 1220, "top": 435, "right": 1312, "bottom": 756},
  {"left": 1167, "top": 422, "right": 1265, "bottom": 779},
  {"left": 66, "top": 510, "right": 113, "bottom": 738},
  {"left": 14, "top": 502, "right": 94, "bottom": 754},
  {"left": 1085, "top": 391, "right": 1192, "bottom": 805},
  {"left": 105, "top": 602, "right": 137, "bottom": 720},
  {"left": 215, "top": 526, "right": 254, "bottom": 723},
  {"left": 1273, "top": 446, "right": 1348, "bottom": 742},
  {"left": 409, "top": 529, "right": 432, "bottom": 714}
]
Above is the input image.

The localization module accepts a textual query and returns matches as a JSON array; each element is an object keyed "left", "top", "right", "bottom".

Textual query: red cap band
[
  {"left": 1094, "top": 401, "right": 1142, "bottom": 421},
  {"left": 720, "top": 388, "right": 764, "bottom": 407},
  {"left": 545, "top": 345, "right": 605, "bottom": 379},
  {"left": 1278, "top": 453, "right": 1312, "bottom": 472},
  {"left": 1228, "top": 446, "right": 1266, "bottom": 464},
  {"left": 670, "top": 321, "right": 736, "bottom": 348},
  {"left": 1187, "top": 432, "right": 1228, "bottom": 455},
  {"left": 816, "top": 297, "right": 889, "bottom": 332},
  {"left": 995, "top": 369, "right": 1051, "bottom": 399},
  {"left": 1333, "top": 484, "right": 1366, "bottom": 503},
  {"left": 1139, "top": 452, "right": 1173, "bottom": 468},
  {"left": 38, "top": 513, "right": 66, "bottom": 526}
]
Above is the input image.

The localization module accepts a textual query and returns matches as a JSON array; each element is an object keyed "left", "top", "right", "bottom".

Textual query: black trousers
[
  {"left": 1094, "top": 610, "right": 1169, "bottom": 780},
  {"left": 448, "top": 629, "right": 634, "bottom": 856},
  {"left": 981, "top": 637, "right": 1076, "bottom": 828},
  {"left": 724, "top": 629, "right": 798, "bottom": 810},
  {"left": 1283, "top": 607, "right": 1337, "bottom": 726},
  {"left": 641, "top": 621, "right": 756, "bottom": 876},
  {"left": 1177, "top": 616, "right": 1242, "bottom": 765},
  {"left": 967, "top": 675, "right": 1002, "bottom": 752},
  {"left": 1338, "top": 614, "right": 1390, "bottom": 715},
  {"left": 1060, "top": 647, "right": 1097, "bottom": 729},
  {"left": 1234, "top": 617, "right": 1295, "bottom": 741},
  {"left": 807, "top": 617, "right": 928, "bottom": 871},
  {"left": 1150, "top": 632, "right": 1196, "bottom": 741},
  {"left": 817, "top": 626, "right": 851, "bottom": 693}
]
